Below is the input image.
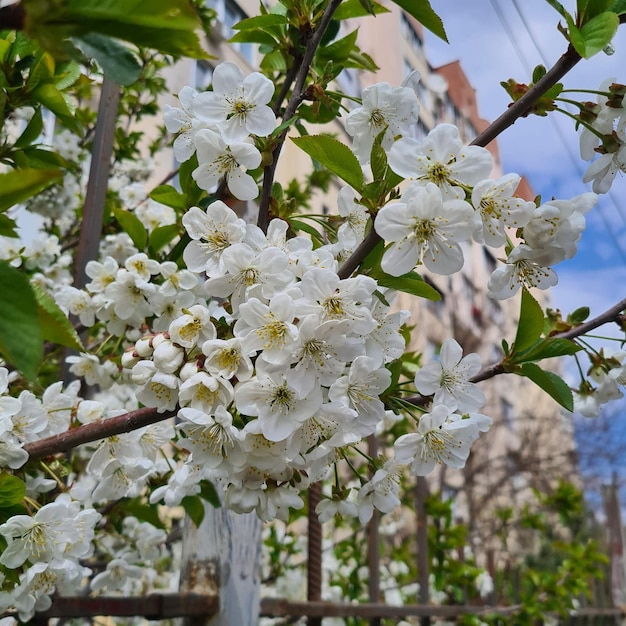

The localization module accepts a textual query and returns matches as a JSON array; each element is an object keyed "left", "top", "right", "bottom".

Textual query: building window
[
  {"left": 483, "top": 248, "right": 497, "bottom": 274},
  {"left": 194, "top": 60, "right": 214, "bottom": 90},
  {"left": 501, "top": 398, "right": 514, "bottom": 430},
  {"left": 208, "top": 0, "right": 255, "bottom": 65},
  {"left": 400, "top": 12, "right": 423, "bottom": 57}
]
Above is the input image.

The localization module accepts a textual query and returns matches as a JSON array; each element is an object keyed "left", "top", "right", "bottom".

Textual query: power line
[{"left": 490, "top": 0, "right": 626, "bottom": 263}]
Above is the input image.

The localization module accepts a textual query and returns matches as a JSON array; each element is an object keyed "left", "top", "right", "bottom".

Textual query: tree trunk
[{"left": 179, "top": 501, "right": 263, "bottom": 626}]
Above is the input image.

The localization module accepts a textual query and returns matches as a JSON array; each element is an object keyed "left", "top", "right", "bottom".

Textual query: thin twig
[{"left": 257, "top": 0, "right": 344, "bottom": 233}]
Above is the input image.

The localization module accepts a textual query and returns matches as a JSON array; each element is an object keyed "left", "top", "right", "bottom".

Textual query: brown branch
[
  {"left": 24, "top": 406, "right": 177, "bottom": 461},
  {"left": 0, "top": 2, "right": 25, "bottom": 30},
  {"left": 336, "top": 41, "right": 586, "bottom": 279},
  {"left": 471, "top": 44, "right": 582, "bottom": 148},
  {"left": 257, "top": 0, "right": 344, "bottom": 233},
  {"left": 405, "top": 296, "right": 626, "bottom": 407}
]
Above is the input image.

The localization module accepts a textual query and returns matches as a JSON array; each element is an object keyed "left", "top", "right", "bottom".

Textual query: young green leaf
[
  {"left": 512, "top": 337, "right": 582, "bottom": 364},
  {"left": 0, "top": 168, "right": 63, "bottom": 212},
  {"left": 113, "top": 207, "right": 148, "bottom": 250},
  {"left": 579, "top": 11, "right": 619, "bottom": 57},
  {"left": 389, "top": 0, "right": 447, "bottom": 42},
  {"left": 513, "top": 287, "right": 544, "bottom": 353},
  {"left": 518, "top": 362, "right": 574, "bottom": 412},
  {"left": 291, "top": 135, "right": 364, "bottom": 192},
  {"left": 72, "top": 33, "right": 142, "bottom": 86},
  {"left": 181, "top": 495, "right": 205, "bottom": 527},
  {"left": 0, "top": 474, "right": 26, "bottom": 507},
  {"left": 149, "top": 224, "right": 182, "bottom": 254},
  {"left": 334, "top": 0, "right": 389, "bottom": 19},
  {"left": 149, "top": 185, "right": 188, "bottom": 212},
  {"left": 373, "top": 270, "right": 442, "bottom": 301},
  {"left": 14, "top": 108, "right": 44, "bottom": 149},
  {"left": 0, "top": 262, "right": 42, "bottom": 380},
  {"left": 32, "top": 284, "right": 84, "bottom": 351},
  {"left": 199, "top": 479, "right": 221, "bottom": 508}
]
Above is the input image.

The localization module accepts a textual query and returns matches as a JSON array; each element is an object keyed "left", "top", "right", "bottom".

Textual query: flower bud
[{"left": 153, "top": 339, "right": 185, "bottom": 373}]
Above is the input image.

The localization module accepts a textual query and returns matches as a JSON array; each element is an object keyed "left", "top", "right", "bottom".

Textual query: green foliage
[
  {"left": 291, "top": 134, "right": 364, "bottom": 191},
  {"left": 32, "top": 284, "right": 84, "bottom": 351},
  {"left": 0, "top": 169, "right": 63, "bottom": 215},
  {"left": 23, "top": 0, "right": 207, "bottom": 59},
  {"left": 72, "top": 33, "right": 142, "bottom": 86},
  {"left": 390, "top": 0, "right": 447, "bottom": 42},
  {"left": 0, "top": 474, "right": 26, "bottom": 507},
  {"left": 0, "top": 262, "right": 42, "bottom": 380}
]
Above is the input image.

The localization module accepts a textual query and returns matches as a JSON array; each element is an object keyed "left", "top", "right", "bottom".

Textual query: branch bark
[
  {"left": 0, "top": 2, "right": 25, "bottom": 31},
  {"left": 257, "top": 0, "right": 344, "bottom": 233},
  {"left": 24, "top": 406, "right": 176, "bottom": 461}
]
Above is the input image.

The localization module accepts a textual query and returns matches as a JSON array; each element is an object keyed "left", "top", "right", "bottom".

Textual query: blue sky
[{"left": 425, "top": 0, "right": 626, "bottom": 318}]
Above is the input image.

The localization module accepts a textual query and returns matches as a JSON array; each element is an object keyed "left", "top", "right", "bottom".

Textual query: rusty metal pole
[
  {"left": 416, "top": 476, "right": 430, "bottom": 626},
  {"left": 307, "top": 481, "right": 323, "bottom": 626},
  {"left": 367, "top": 434, "right": 381, "bottom": 626}
]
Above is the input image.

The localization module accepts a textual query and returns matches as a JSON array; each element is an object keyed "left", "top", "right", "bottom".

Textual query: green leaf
[
  {"left": 31, "top": 83, "right": 81, "bottom": 134},
  {"left": 612, "top": 0, "right": 626, "bottom": 15},
  {"left": 544, "top": 0, "right": 572, "bottom": 20},
  {"left": 123, "top": 498, "right": 166, "bottom": 529},
  {"left": 230, "top": 30, "right": 279, "bottom": 46},
  {"left": 518, "top": 363, "right": 574, "bottom": 411},
  {"left": 579, "top": 0, "right": 612, "bottom": 21},
  {"left": 0, "top": 262, "right": 42, "bottom": 380},
  {"left": 72, "top": 33, "right": 142, "bottom": 86},
  {"left": 149, "top": 185, "right": 188, "bottom": 211},
  {"left": 32, "top": 284, "right": 83, "bottom": 351},
  {"left": 512, "top": 338, "right": 582, "bottom": 364},
  {"left": 148, "top": 224, "right": 181, "bottom": 254},
  {"left": 287, "top": 218, "right": 326, "bottom": 245},
  {"left": 291, "top": 135, "right": 363, "bottom": 192},
  {"left": 318, "top": 29, "right": 359, "bottom": 62},
  {"left": 181, "top": 495, "right": 205, "bottom": 527},
  {"left": 514, "top": 288, "right": 544, "bottom": 353},
  {"left": 113, "top": 207, "right": 148, "bottom": 249},
  {"left": 390, "top": 0, "right": 447, "bottom": 42},
  {"left": 567, "top": 306, "right": 590, "bottom": 325},
  {"left": 178, "top": 154, "right": 202, "bottom": 206},
  {"left": 13, "top": 108, "right": 43, "bottom": 150},
  {"left": 565, "top": 11, "right": 587, "bottom": 56},
  {"left": 375, "top": 270, "right": 442, "bottom": 301},
  {"left": 0, "top": 474, "right": 26, "bottom": 507},
  {"left": 334, "top": 0, "right": 389, "bottom": 20},
  {"left": 16, "top": 147, "right": 68, "bottom": 169},
  {"left": 232, "top": 14, "right": 288, "bottom": 29},
  {"left": 0, "top": 214, "right": 18, "bottom": 238},
  {"left": 579, "top": 11, "right": 619, "bottom": 57},
  {"left": 54, "top": 59, "right": 82, "bottom": 90},
  {"left": 0, "top": 168, "right": 63, "bottom": 212},
  {"left": 64, "top": 0, "right": 207, "bottom": 58},
  {"left": 199, "top": 480, "right": 221, "bottom": 508}
]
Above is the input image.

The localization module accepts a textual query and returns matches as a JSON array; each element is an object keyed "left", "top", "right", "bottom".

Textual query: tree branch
[
  {"left": 336, "top": 42, "right": 584, "bottom": 279},
  {"left": 257, "top": 0, "right": 344, "bottom": 233},
  {"left": 471, "top": 44, "right": 582, "bottom": 148},
  {"left": 0, "top": 2, "right": 25, "bottom": 31},
  {"left": 405, "top": 297, "right": 626, "bottom": 406},
  {"left": 24, "top": 406, "right": 177, "bottom": 461}
]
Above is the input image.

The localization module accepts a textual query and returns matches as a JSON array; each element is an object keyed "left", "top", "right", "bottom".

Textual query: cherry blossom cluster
[
  {"left": 121, "top": 199, "right": 420, "bottom": 522},
  {"left": 344, "top": 87, "right": 599, "bottom": 299},
  {"left": 163, "top": 61, "right": 277, "bottom": 201},
  {"left": 578, "top": 79, "right": 626, "bottom": 194}
]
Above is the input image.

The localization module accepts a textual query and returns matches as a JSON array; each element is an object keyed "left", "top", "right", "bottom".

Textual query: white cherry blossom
[
  {"left": 192, "top": 128, "right": 262, "bottom": 201},
  {"left": 414, "top": 338, "right": 485, "bottom": 413},
  {"left": 375, "top": 182, "right": 474, "bottom": 276},
  {"left": 346, "top": 82, "right": 419, "bottom": 164},
  {"left": 192, "top": 62, "right": 276, "bottom": 142},
  {"left": 388, "top": 124, "right": 493, "bottom": 200}
]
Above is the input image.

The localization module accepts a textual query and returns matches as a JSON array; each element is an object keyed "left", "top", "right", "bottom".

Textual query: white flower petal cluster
[
  {"left": 375, "top": 182, "right": 474, "bottom": 276},
  {"left": 578, "top": 79, "right": 626, "bottom": 193},
  {"left": 119, "top": 198, "right": 413, "bottom": 521},
  {"left": 394, "top": 405, "right": 492, "bottom": 476},
  {"left": 346, "top": 81, "right": 420, "bottom": 164},
  {"left": 166, "top": 62, "right": 277, "bottom": 200}
]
